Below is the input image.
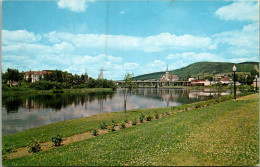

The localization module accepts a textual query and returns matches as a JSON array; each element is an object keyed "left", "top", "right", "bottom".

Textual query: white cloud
[
  {"left": 166, "top": 52, "right": 221, "bottom": 61},
  {"left": 2, "top": 42, "right": 75, "bottom": 55},
  {"left": 57, "top": 0, "right": 94, "bottom": 12},
  {"left": 44, "top": 32, "right": 213, "bottom": 52},
  {"left": 2, "top": 30, "right": 41, "bottom": 45},
  {"left": 215, "top": 1, "right": 259, "bottom": 21},
  {"left": 2, "top": 43, "right": 52, "bottom": 55},
  {"left": 213, "top": 22, "right": 259, "bottom": 57},
  {"left": 53, "top": 42, "right": 75, "bottom": 52},
  {"left": 141, "top": 33, "right": 212, "bottom": 52}
]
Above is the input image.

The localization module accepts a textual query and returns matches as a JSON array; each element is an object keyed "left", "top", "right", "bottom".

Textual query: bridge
[{"left": 114, "top": 80, "right": 194, "bottom": 88}]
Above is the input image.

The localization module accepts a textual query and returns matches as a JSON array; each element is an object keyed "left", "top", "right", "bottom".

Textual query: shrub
[
  {"left": 120, "top": 123, "right": 126, "bottom": 129},
  {"left": 195, "top": 104, "right": 201, "bottom": 108},
  {"left": 146, "top": 115, "right": 153, "bottom": 121},
  {"left": 92, "top": 129, "right": 98, "bottom": 136},
  {"left": 109, "top": 124, "right": 116, "bottom": 132},
  {"left": 51, "top": 134, "right": 64, "bottom": 147},
  {"left": 30, "top": 81, "right": 63, "bottom": 90},
  {"left": 111, "top": 119, "right": 117, "bottom": 125},
  {"left": 139, "top": 114, "right": 145, "bottom": 123},
  {"left": 52, "top": 89, "right": 64, "bottom": 93},
  {"left": 2, "top": 85, "right": 10, "bottom": 91},
  {"left": 2, "top": 144, "right": 14, "bottom": 154},
  {"left": 27, "top": 139, "right": 41, "bottom": 153},
  {"left": 124, "top": 119, "right": 129, "bottom": 123},
  {"left": 2, "top": 155, "right": 7, "bottom": 161},
  {"left": 155, "top": 113, "right": 159, "bottom": 119},
  {"left": 132, "top": 118, "right": 137, "bottom": 125},
  {"left": 99, "top": 122, "right": 107, "bottom": 130}
]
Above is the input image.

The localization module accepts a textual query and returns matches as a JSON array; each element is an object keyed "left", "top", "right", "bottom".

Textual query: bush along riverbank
[
  {"left": 2, "top": 78, "right": 117, "bottom": 96},
  {"left": 2, "top": 87, "right": 115, "bottom": 96},
  {"left": 2, "top": 92, "right": 255, "bottom": 162}
]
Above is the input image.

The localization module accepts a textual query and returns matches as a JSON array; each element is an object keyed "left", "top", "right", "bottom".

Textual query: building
[
  {"left": 220, "top": 77, "right": 232, "bottom": 85},
  {"left": 252, "top": 78, "right": 259, "bottom": 87},
  {"left": 160, "top": 64, "right": 179, "bottom": 81},
  {"left": 24, "top": 70, "right": 53, "bottom": 82},
  {"left": 190, "top": 79, "right": 212, "bottom": 86},
  {"left": 188, "top": 78, "right": 195, "bottom": 82}
]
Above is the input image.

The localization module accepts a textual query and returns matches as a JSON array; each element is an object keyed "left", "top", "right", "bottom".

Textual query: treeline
[{"left": 2, "top": 68, "right": 116, "bottom": 91}]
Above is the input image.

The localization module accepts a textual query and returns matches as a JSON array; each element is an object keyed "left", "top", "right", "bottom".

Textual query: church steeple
[{"left": 165, "top": 64, "right": 169, "bottom": 80}]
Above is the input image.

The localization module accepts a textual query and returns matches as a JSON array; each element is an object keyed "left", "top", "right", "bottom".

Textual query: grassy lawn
[{"left": 3, "top": 94, "right": 259, "bottom": 166}]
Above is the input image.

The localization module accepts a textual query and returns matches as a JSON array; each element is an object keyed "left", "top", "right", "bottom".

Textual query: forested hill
[{"left": 133, "top": 61, "right": 259, "bottom": 80}]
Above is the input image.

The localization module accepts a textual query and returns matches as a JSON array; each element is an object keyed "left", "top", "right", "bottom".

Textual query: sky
[{"left": 2, "top": 0, "right": 259, "bottom": 80}]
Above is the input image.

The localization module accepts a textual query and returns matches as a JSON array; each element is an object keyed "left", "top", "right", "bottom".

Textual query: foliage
[
  {"left": 120, "top": 123, "right": 126, "bottom": 129},
  {"left": 2, "top": 68, "right": 116, "bottom": 92},
  {"left": 99, "top": 122, "right": 107, "bottom": 130},
  {"left": 139, "top": 114, "right": 145, "bottom": 123},
  {"left": 27, "top": 139, "right": 41, "bottom": 153},
  {"left": 195, "top": 104, "right": 201, "bottom": 108},
  {"left": 146, "top": 115, "right": 153, "bottom": 121},
  {"left": 111, "top": 119, "right": 117, "bottom": 126},
  {"left": 29, "top": 81, "right": 63, "bottom": 90},
  {"left": 132, "top": 118, "right": 137, "bottom": 125},
  {"left": 109, "top": 124, "right": 116, "bottom": 132},
  {"left": 51, "top": 134, "right": 64, "bottom": 147},
  {"left": 2, "top": 144, "right": 15, "bottom": 161},
  {"left": 212, "top": 82, "right": 222, "bottom": 87},
  {"left": 2, "top": 68, "right": 24, "bottom": 86},
  {"left": 92, "top": 129, "right": 98, "bottom": 136},
  {"left": 155, "top": 113, "right": 159, "bottom": 119},
  {"left": 52, "top": 89, "right": 64, "bottom": 93},
  {"left": 124, "top": 119, "right": 129, "bottom": 123},
  {"left": 122, "top": 73, "right": 137, "bottom": 113}
]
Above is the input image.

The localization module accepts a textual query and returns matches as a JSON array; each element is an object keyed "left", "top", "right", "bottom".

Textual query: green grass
[
  {"left": 3, "top": 93, "right": 258, "bottom": 166},
  {"left": 2, "top": 88, "right": 113, "bottom": 96}
]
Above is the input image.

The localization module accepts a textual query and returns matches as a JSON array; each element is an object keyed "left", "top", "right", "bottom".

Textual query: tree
[
  {"left": 4, "top": 68, "right": 23, "bottom": 86},
  {"left": 122, "top": 73, "right": 136, "bottom": 113}
]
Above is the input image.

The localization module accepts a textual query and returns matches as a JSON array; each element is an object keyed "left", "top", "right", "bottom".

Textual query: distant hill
[{"left": 133, "top": 61, "right": 259, "bottom": 80}]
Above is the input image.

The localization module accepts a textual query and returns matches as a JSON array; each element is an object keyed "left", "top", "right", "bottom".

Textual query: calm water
[{"left": 2, "top": 88, "right": 233, "bottom": 135}]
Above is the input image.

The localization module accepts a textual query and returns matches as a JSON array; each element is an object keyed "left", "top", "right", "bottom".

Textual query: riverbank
[
  {"left": 2, "top": 88, "right": 114, "bottom": 96},
  {"left": 3, "top": 92, "right": 257, "bottom": 165}
]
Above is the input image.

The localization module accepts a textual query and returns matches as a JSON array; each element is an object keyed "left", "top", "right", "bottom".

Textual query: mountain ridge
[{"left": 133, "top": 61, "right": 259, "bottom": 80}]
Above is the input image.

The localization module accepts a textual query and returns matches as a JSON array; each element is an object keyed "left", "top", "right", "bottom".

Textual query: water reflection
[{"left": 2, "top": 88, "right": 232, "bottom": 135}]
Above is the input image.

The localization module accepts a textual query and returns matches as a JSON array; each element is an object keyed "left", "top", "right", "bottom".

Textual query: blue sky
[{"left": 2, "top": 0, "right": 259, "bottom": 80}]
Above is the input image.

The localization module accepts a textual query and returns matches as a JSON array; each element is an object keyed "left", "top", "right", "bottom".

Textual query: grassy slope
[
  {"left": 4, "top": 94, "right": 259, "bottom": 166},
  {"left": 134, "top": 61, "right": 259, "bottom": 80}
]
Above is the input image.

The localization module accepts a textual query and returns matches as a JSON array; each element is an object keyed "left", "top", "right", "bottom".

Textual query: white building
[
  {"left": 160, "top": 64, "right": 179, "bottom": 81},
  {"left": 24, "top": 70, "right": 52, "bottom": 82}
]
